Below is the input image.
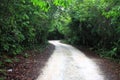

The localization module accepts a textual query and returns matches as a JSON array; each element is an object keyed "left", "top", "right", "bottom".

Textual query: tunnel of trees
[{"left": 0, "top": 0, "right": 120, "bottom": 79}]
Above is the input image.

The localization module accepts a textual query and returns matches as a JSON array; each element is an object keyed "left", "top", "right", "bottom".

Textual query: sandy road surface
[{"left": 36, "top": 40, "right": 105, "bottom": 80}]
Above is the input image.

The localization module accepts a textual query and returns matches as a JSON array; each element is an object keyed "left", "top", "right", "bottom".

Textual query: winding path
[{"left": 36, "top": 40, "right": 105, "bottom": 80}]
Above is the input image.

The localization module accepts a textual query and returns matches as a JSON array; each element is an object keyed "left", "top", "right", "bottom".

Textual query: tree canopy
[{"left": 0, "top": 0, "right": 120, "bottom": 79}]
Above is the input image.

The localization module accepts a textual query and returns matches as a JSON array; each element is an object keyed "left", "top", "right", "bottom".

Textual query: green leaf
[{"left": 5, "top": 59, "right": 13, "bottom": 63}]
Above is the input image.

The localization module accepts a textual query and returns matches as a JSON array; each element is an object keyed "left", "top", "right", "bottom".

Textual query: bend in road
[{"left": 36, "top": 40, "right": 105, "bottom": 80}]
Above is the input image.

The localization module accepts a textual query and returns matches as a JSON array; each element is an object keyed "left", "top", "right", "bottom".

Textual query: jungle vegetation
[{"left": 0, "top": 0, "right": 120, "bottom": 79}]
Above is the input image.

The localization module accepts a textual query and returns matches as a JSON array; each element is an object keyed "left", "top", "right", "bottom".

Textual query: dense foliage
[
  {"left": 0, "top": 0, "right": 119, "bottom": 59},
  {"left": 0, "top": 0, "right": 120, "bottom": 79},
  {"left": 53, "top": 0, "right": 120, "bottom": 59},
  {"left": 0, "top": 0, "right": 49, "bottom": 56},
  {"left": 0, "top": 0, "right": 50, "bottom": 79}
]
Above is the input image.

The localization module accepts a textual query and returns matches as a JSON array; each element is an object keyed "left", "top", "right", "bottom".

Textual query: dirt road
[{"left": 36, "top": 40, "right": 105, "bottom": 80}]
